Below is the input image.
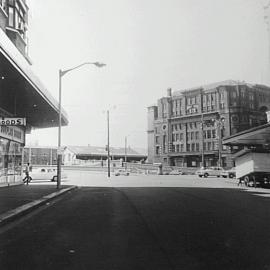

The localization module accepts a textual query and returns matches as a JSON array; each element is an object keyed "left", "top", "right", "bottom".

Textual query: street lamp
[
  {"left": 124, "top": 135, "right": 130, "bottom": 171},
  {"left": 105, "top": 106, "right": 116, "bottom": 178},
  {"left": 263, "top": 1, "right": 270, "bottom": 78},
  {"left": 57, "top": 61, "right": 106, "bottom": 189},
  {"left": 211, "top": 115, "right": 225, "bottom": 168}
]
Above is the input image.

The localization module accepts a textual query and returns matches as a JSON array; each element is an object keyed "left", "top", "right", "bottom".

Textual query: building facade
[
  {"left": 147, "top": 80, "right": 270, "bottom": 168},
  {"left": 0, "top": 0, "right": 68, "bottom": 186}
]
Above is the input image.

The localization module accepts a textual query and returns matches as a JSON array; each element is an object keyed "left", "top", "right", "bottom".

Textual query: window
[
  {"left": 203, "top": 95, "right": 207, "bottom": 103},
  {"left": 207, "top": 130, "right": 211, "bottom": 139},
  {"left": 195, "top": 131, "right": 199, "bottom": 140},
  {"left": 162, "top": 102, "right": 167, "bottom": 118},
  {"left": 191, "top": 132, "right": 194, "bottom": 140},
  {"left": 212, "top": 129, "right": 216, "bottom": 138},
  {"left": 208, "top": 142, "right": 212, "bottom": 150},
  {"left": 176, "top": 134, "right": 179, "bottom": 141},
  {"left": 196, "top": 143, "right": 200, "bottom": 151},
  {"left": 187, "top": 144, "right": 190, "bottom": 152},
  {"left": 191, "top": 143, "right": 195, "bottom": 152},
  {"left": 156, "top": 146, "right": 160, "bottom": 155},
  {"left": 7, "top": 0, "right": 27, "bottom": 39},
  {"left": 155, "top": 136, "right": 160, "bottom": 144},
  {"left": 180, "top": 133, "right": 183, "bottom": 141},
  {"left": 180, "top": 144, "right": 184, "bottom": 152},
  {"left": 176, "top": 144, "right": 180, "bottom": 152}
]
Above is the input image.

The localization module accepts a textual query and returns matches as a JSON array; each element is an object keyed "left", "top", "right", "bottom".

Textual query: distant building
[
  {"left": 63, "top": 146, "right": 147, "bottom": 166},
  {"left": 147, "top": 80, "right": 270, "bottom": 168}
]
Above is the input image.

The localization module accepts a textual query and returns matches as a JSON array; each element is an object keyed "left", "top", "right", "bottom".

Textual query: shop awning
[
  {"left": 0, "top": 28, "right": 68, "bottom": 129},
  {"left": 223, "top": 123, "right": 270, "bottom": 146}
]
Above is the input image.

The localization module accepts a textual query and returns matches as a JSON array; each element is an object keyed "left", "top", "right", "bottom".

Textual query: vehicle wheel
[
  {"left": 222, "top": 176, "right": 227, "bottom": 178},
  {"left": 204, "top": 173, "right": 209, "bottom": 178},
  {"left": 217, "top": 175, "right": 220, "bottom": 178},
  {"left": 229, "top": 173, "right": 234, "bottom": 178},
  {"left": 198, "top": 175, "right": 202, "bottom": 178},
  {"left": 52, "top": 176, "right": 57, "bottom": 182}
]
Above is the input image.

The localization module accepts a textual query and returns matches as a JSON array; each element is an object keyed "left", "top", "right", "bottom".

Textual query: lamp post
[
  {"left": 263, "top": 1, "right": 270, "bottom": 81},
  {"left": 104, "top": 106, "right": 116, "bottom": 178},
  {"left": 212, "top": 115, "right": 225, "bottom": 168},
  {"left": 57, "top": 61, "right": 106, "bottom": 189},
  {"left": 124, "top": 135, "right": 130, "bottom": 171},
  {"left": 201, "top": 113, "right": 205, "bottom": 168},
  {"left": 107, "top": 110, "right": 110, "bottom": 178}
]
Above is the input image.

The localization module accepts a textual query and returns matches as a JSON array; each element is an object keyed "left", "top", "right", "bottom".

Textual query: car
[
  {"left": 196, "top": 167, "right": 223, "bottom": 178},
  {"left": 169, "top": 169, "right": 183, "bottom": 175},
  {"left": 28, "top": 167, "right": 67, "bottom": 182},
  {"left": 114, "top": 169, "right": 130, "bottom": 176},
  {"left": 221, "top": 167, "right": 236, "bottom": 178}
]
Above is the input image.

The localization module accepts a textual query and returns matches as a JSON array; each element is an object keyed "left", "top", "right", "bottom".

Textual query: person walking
[{"left": 23, "top": 163, "right": 31, "bottom": 185}]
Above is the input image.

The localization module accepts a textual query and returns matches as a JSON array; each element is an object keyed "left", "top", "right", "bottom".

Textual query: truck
[{"left": 235, "top": 150, "right": 270, "bottom": 187}]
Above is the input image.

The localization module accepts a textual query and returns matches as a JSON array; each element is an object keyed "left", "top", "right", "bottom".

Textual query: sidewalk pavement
[{"left": 0, "top": 183, "right": 77, "bottom": 226}]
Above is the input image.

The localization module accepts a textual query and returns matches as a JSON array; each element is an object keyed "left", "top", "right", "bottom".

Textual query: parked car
[
  {"left": 221, "top": 167, "right": 236, "bottom": 178},
  {"left": 114, "top": 169, "right": 130, "bottom": 176},
  {"left": 169, "top": 169, "right": 183, "bottom": 175},
  {"left": 196, "top": 167, "right": 223, "bottom": 178},
  {"left": 29, "top": 167, "right": 67, "bottom": 182}
]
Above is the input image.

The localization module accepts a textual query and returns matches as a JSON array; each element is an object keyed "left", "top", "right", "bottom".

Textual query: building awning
[
  {"left": 223, "top": 123, "right": 270, "bottom": 146},
  {"left": 0, "top": 28, "right": 68, "bottom": 129}
]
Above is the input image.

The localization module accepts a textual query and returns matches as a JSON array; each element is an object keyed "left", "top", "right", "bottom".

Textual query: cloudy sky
[{"left": 26, "top": 0, "right": 270, "bottom": 150}]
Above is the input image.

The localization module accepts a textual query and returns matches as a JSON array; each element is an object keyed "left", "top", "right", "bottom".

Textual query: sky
[{"left": 25, "top": 0, "right": 270, "bottom": 150}]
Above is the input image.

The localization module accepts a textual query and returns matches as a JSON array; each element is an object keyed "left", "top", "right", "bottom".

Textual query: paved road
[{"left": 1, "top": 174, "right": 270, "bottom": 269}]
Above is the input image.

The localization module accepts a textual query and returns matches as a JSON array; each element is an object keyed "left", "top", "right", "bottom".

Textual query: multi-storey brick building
[{"left": 147, "top": 80, "right": 270, "bottom": 168}]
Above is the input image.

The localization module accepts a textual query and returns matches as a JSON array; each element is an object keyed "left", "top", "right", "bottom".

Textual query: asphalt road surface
[{"left": 1, "top": 174, "right": 270, "bottom": 269}]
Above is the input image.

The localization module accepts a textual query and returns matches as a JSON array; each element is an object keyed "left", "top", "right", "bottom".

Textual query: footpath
[{"left": 0, "top": 183, "right": 77, "bottom": 226}]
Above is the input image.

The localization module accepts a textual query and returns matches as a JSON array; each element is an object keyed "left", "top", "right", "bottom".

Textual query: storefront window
[{"left": 0, "top": 139, "right": 22, "bottom": 184}]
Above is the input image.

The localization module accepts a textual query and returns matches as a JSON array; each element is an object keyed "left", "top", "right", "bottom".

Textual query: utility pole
[
  {"left": 201, "top": 113, "right": 205, "bottom": 168},
  {"left": 263, "top": 1, "right": 270, "bottom": 83},
  {"left": 200, "top": 91, "right": 205, "bottom": 168},
  {"left": 107, "top": 110, "right": 110, "bottom": 177},
  {"left": 125, "top": 136, "right": 127, "bottom": 171}
]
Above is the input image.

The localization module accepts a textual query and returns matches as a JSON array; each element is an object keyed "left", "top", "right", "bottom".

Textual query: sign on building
[{"left": 0, "top": 118, "right": 26, "bottom": 126}]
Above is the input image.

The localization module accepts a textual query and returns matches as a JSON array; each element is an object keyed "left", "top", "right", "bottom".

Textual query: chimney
[{"left": 167, "top": 88, "right": 172, "bottom": 97}]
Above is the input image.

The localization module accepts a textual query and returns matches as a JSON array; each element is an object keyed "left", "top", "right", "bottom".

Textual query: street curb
[{"left": 0, "top": 185, "right": 77, "bottom": 227}]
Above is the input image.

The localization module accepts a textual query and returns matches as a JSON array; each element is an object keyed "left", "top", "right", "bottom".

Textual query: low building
[
  {"left": 147, "top": 80, "right": 270, "bottom": 168},
  {"left": 63, "top": 146, "right": 147, "bottom": 166}
]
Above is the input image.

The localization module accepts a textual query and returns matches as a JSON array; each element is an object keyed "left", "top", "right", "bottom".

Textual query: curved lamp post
[{"left": 57, "top": 61, "right": 106, "bottom": 189}]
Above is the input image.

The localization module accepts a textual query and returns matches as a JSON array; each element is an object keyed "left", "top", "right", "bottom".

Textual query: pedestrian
[{"left": 23, "top": 163, "right": 31, "bottom": 185}]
